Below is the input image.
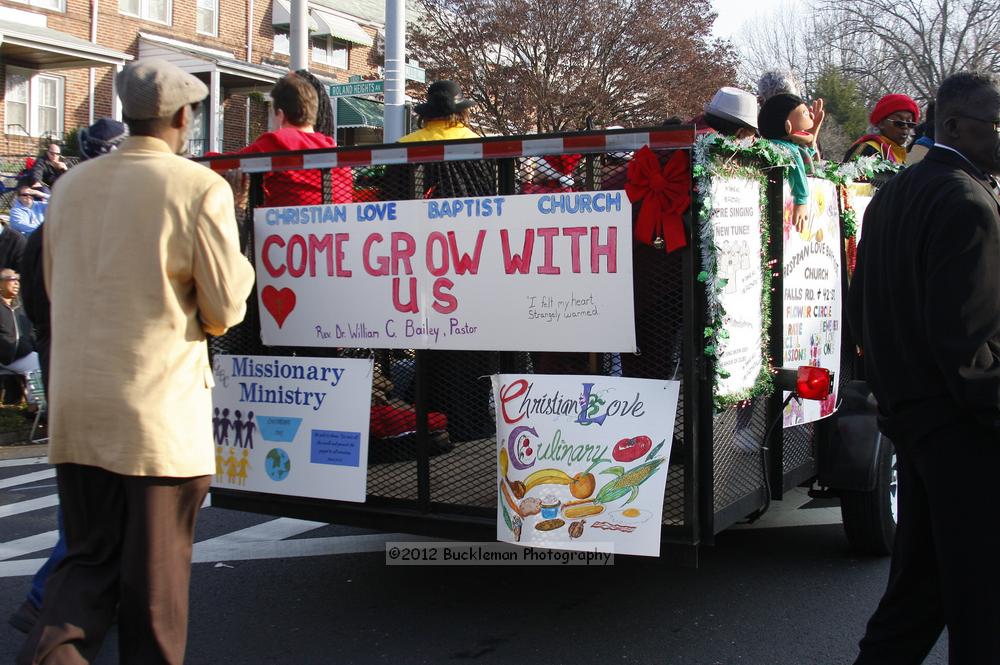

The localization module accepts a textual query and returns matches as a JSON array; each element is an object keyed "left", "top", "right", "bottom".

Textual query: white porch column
[
  {"left": 111, "top": 64, "right": 123, "bottom": 121},
  {"left": 210, "top": 68, "right": 222, "bottom": 152}
]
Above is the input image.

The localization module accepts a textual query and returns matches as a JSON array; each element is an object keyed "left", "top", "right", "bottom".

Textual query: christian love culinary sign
[{"left": 253, "top": 192, "right": 636, "bottom": 351}]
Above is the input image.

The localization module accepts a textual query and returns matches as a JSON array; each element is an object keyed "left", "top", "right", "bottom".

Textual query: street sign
[
  {"left": 405, "top": 62, "right": 426, "bottom": 83},
  {"left": 327, "top": 80, "right": 384, "bottom": 97}
]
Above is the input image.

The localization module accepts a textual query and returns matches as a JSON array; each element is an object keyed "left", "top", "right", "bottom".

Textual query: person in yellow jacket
[
  {"left": 394, "top": 80, "right": 496, "bottom": 447},
  {"left": 399, "top": 80, "right": 479, "bottom": 142}
]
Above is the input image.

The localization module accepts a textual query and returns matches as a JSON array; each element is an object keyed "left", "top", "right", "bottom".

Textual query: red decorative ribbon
[{"left": 625, "top": 146, "right": 691, "bottom": 253}]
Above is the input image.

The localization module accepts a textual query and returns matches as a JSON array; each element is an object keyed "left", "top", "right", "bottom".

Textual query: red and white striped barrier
[{"left": 199, "top": 128, "right": 696, "bottom": 173}]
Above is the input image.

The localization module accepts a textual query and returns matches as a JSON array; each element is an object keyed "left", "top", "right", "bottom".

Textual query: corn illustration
[{"left": 594, "top": 457, "right": 666, "bottom": 505}]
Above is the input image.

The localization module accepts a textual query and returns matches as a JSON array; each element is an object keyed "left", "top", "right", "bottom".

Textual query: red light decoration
[{"left": 796, "top": 366, "right": 832, "bottom": 400}]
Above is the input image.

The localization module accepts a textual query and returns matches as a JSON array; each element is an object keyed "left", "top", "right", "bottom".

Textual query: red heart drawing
[{"left": 261, "top": 285, "right": 296, "bottom": 328}]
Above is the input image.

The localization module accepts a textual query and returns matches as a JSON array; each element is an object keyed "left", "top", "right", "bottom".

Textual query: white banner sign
[
  {"left": 493, "top": 374, "right": 680, "bottom": 557},
  {"left": 210, "top": 355, "right": 374, "bottom": 502},
  {"left": 253, "top": 193, "right": 636, "bottom": 352},
  {"left": 782, "top": 179, "right": 842, "bottom": 426},
  {"left": 710, "top": 177, "right": 764, "bottom": 397},
  {"left": 847, "top": 182, "right": 874, "bottom": 243}
]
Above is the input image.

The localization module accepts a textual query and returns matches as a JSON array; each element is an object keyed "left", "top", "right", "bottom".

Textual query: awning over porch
[
  {"left": 311, "top": 9, "right": 373, "bottom": 46},
  {"left": 0, "top": 19, "right": 131, "bottom": 70},
  {"left": 138, "top": 33, "right": 287, "bottom": 87},
  {"left": 271, "top": 0, "right": 319, "bottom": 31},
  {"left": 337, "top": 96, "right": 382, "bottom": 128}
]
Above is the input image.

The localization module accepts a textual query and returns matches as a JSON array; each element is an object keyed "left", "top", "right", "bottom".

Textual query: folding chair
[{"left": 25, "top": 369, "right": 46, "bottom": 443}]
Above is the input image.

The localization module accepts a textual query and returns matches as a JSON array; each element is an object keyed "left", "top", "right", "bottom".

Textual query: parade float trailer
[{"left": 198, "top": 128, "right": 894, "bottom": 564}]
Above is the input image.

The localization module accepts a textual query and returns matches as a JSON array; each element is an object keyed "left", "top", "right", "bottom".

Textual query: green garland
[
  {"left": 693, "top": 134, "right": 784, "bottom": 410},
  {"left": 820, "top": 156, "right": 899, "bottom": 240}
]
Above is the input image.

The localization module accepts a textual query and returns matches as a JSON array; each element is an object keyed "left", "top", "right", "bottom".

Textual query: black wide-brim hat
[{"left": 414, "top": 80, "right": 476, "bottom": 119}]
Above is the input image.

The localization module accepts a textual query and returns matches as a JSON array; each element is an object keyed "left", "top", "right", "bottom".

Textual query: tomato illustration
[{"left": 612, "top": 435, "right": 653, "bottom": 462}]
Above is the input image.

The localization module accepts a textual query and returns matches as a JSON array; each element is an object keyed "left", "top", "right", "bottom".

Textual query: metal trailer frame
[{"left": 198, "top": 128, "right": 828, "bottom": 566}]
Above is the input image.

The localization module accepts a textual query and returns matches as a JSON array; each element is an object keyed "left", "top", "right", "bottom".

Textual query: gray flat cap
[{"left": 116, "top": 59, "right": 208, "bottom": 120}]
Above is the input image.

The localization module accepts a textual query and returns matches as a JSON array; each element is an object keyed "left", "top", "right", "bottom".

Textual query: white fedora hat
[{"left": 704, "top": 87, "right": 758, "bottom": 130}]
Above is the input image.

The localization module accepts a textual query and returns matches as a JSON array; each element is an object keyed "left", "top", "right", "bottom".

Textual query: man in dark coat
[
  {"left": 29, "top": 142, "right": 69, "bottom": 190},
  {"left": 848, "top": 71, "right": 1000, "bottom": 663}
]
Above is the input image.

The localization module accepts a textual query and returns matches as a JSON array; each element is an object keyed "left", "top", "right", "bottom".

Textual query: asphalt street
[{"left": 0, "top": 454, "right": 948, "bottom": 664}]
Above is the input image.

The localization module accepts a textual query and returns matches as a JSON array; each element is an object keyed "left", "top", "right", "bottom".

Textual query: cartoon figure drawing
[
  {"left": 213, "top": 407, "right": 221, "bottom": 445},
  {"left": 237, "top": 450, "right": 252, "bottom": 486},
  {"left": 244, "top": 411, "right": 256, "bottom": 449},
  {"left": 225, "top": 447, "right": 238, "bottom": 484},
  {"left": 215, "top": 445, "right": 224, "bottom": 481},
  {"left": 719, "top": 240, "right": 738, "bottom": 294},
  {"left": 220, "top": 408, "right": 231, "bottom": 446},
  {"left": 233, "top": 409, "right": 244, "bottom": 448},
  {"left": 784, "top": 396, "right": 805, "bottom": 425},
  {"left": 809, "top": 333, "right": 822, "bottom": 365}
]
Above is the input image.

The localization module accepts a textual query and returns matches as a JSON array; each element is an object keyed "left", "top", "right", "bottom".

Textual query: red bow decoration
[{"left": 625, "top": 147, "right": 691, "bottom": 253}]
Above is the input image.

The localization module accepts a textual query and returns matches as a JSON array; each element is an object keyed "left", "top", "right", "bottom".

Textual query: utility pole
[
  {"left": 290, "top": 0, "right": 308, "bottom": 71},
  {"left": 383, "top": 0, "right": 406, "bottom": 141}
]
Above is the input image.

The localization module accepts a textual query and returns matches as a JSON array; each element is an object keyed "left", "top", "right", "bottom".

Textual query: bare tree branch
[{"left": 409, "top": 0, "right": 738, "bottom": 134}]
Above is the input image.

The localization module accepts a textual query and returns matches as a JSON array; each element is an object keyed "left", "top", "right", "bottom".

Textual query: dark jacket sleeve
[
  {"left": 20, "top": 225, "right": 48, "bottom": 332},
  {"left": 0, "top": 228, "right": 26, "bottom": 272},
  {"left": 29, "top": 158, "right": 45, "bottom": 185},
  {"left": 923, "top": 191, "right": 1000, "bottom": 418}
]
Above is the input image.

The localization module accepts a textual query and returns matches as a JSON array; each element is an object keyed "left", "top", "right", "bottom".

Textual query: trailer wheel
[{"left": 840, "top": 435, "right": 896, "bottom": 556}]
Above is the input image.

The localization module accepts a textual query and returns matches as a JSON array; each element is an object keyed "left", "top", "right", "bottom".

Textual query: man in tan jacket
[{"left": 19, "top": 60, "right": 255, "bottom": 665}]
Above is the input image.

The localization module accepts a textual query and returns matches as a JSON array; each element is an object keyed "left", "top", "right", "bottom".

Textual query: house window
[
  {"left": 274, "top": 26, "right": 290, "bottom": 55},
  {"left": 310, "top": 36, "right": 348, "bottom": 69},
  {"left": 197, "top": 0, "right": 217, "bottom": 35},
  {"left": 119, "top": 0, "right": 170, "bottom": 24},
  {"left": 4, "top": 68, "right": 63, "bottom": 138},
  {"left": 10, "top": 0, "right": 65, "bottom": 11}
]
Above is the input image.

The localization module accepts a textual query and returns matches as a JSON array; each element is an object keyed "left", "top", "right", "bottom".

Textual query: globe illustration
[{"left": 265, "top": 448, "right": 291, "bottom": 481}]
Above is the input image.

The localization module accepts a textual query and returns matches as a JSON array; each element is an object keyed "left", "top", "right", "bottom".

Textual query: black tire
[{"left": 840, "top": 435, "right": 896, "bottom": 556}]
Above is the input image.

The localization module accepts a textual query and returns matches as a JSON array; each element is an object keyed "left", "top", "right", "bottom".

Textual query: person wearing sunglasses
[{"left": 844, "top": 93, "right": 920, "bottom": 164}]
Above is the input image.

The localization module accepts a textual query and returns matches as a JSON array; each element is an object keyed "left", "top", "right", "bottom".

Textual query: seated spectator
[
  {"left": 239, "top": 72, "right": 352, "bottom": 206},
  {"left": 78, "top": 118, "right": 128, "bottom": 161},
  {"left": 30, "top": 142, "right": 69, "bottom": 190},
  {"left": 9, "top": 186, "right": 48, "bottom": 236},
  {"left": 0, "top": 268, "right": 40, "bottom": 406}
]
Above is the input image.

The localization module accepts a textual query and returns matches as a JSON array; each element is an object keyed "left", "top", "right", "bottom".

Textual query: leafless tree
[
  {"left": 409, "top": 0, "right": 739, "bottom": 134},
  {"left": 817, "top": 0, "right": 1000, "bottom": 101}
]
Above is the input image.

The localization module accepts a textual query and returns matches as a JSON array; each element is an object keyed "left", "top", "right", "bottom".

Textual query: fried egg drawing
[{"left": 609, "top": 508, "right": 654, "bottom": 524}]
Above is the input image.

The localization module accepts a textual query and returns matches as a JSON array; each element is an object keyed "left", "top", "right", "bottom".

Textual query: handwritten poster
[
  {"left": 782, "top": 179, "right": 842, "bottom": 426},
  {"left": 710, "top": 177, "right": 764, "bottom": 397},
  {"left": 253, "top": 193, "right": 636, "bottom": 352},
  {"left": 210, "top": 355, "right": 374, "bottom": 502},
  {"left": 493, "top": 374, "right": 680, "bottom": 557}
]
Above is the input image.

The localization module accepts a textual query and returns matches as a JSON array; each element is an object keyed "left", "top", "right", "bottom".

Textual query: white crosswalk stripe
[
  {"left": 0, "top": 530, "right": 59, "bottom": 560},
  {"left": 0, "top": 458, "right": 843, "bottom": 579},
  {"left": 0, "top": 468, "right": 55, "bottom": 490},
  {"left": 0, "top": 494, "right": 60, "bottom": 519}
]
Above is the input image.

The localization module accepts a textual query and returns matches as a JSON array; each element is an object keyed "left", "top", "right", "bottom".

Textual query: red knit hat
[{"left": 870, "top": 94, "right": 919, "bottom": 125}]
